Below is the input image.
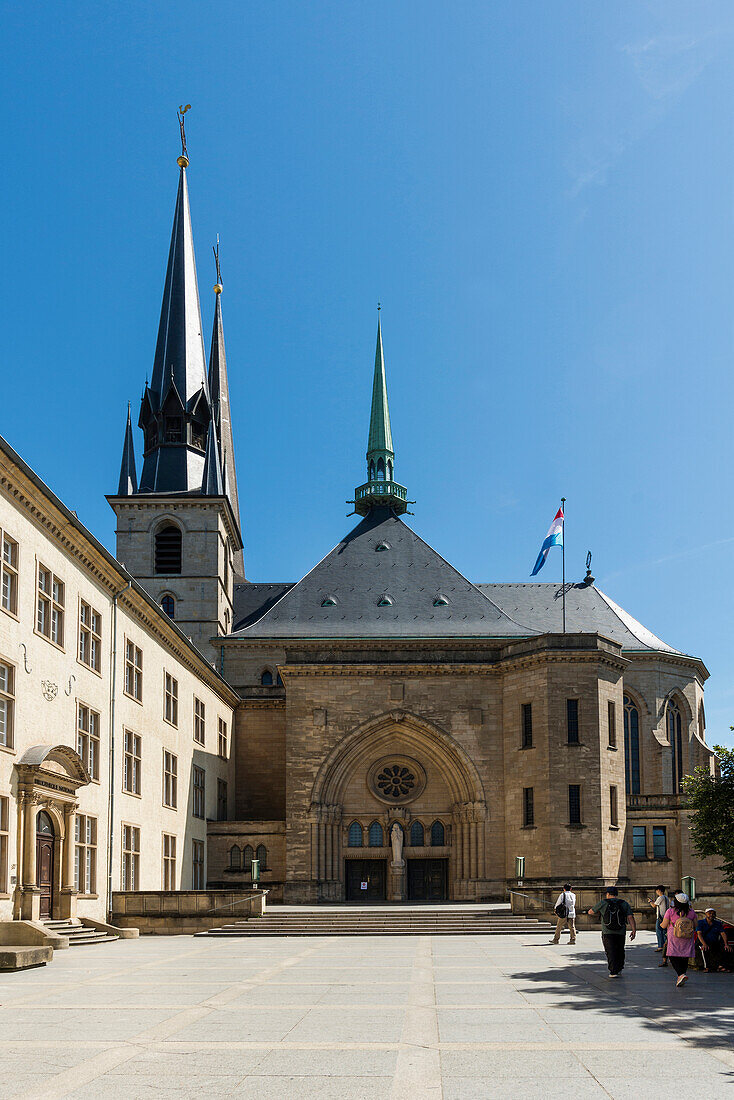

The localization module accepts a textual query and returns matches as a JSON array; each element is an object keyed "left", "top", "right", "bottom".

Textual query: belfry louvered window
[{"left": 155, "top": 525, "right": 182, "bottom": 575}]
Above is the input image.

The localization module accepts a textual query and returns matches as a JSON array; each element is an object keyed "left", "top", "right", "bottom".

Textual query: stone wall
[{"left": 111, "top": 889, "right": 266, "bottom": 934}]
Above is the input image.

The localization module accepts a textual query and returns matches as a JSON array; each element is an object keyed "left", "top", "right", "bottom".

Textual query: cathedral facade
[{"left": 0, "top": 139, "right": 726, "bottom": 927}]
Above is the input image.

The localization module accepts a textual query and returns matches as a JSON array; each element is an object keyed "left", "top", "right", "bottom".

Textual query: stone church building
[{"left": 0, "top": 139, "right": 725, "bottom": 926}]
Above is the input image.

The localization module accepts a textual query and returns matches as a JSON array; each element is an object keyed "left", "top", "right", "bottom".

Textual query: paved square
[{"left": 0, "top": 930, "right": 732, "bottom": 1098}]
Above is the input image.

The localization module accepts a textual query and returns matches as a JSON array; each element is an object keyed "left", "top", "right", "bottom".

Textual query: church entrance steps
[
  {"left": 43, "top": 920, "right": 119, "bottom": 946},
  {"left": 196, "top": 905, "right": 555, "bottom": 937}
]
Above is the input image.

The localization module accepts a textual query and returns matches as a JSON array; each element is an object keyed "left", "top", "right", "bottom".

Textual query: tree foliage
[{"left": 681, "top": 741, "right": 734, "bottom": 886}]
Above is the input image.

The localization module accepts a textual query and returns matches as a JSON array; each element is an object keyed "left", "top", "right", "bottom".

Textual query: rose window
[{"left": 376, "top": 764, "right": 415, "bottom": 799}]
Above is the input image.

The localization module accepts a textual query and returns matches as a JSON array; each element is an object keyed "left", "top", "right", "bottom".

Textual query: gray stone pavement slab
[{"left": 0, "top": 929, "right": 732, "bottom": 1098}]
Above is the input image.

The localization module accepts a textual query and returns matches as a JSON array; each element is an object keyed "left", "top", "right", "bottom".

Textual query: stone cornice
[
  {"left": 278, "top": 650, "right": 628, "bottom": 679},
  {"left": 239, "top": 699, "right": 286, "bottom": 710},
  {"left": 107, "top": 493, "right": 243, "bottom": 553}
]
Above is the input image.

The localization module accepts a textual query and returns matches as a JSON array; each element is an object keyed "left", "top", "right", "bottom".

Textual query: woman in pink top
[{"left": 660, "top": 892, "right": 697, "bottom": 987}]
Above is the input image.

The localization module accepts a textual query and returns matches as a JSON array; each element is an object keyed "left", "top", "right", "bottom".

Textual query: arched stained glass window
[
  {"left": 260, "top": 669, "right": 273, "bottom": 686},
  {"left": 430, "top": 820, "right": 445, "bottom": 846},
  {"left": 256, "top": 845, "right": 268, "bottom": 870},
  {"left": 243, "top": 844, "right": 254, "bottom": 870},
  {"left": 229, "top": 845, "right": 241, "bottom": 870},
  {"left": 160, "top": 594, "right": 175, "bottom": 619},
  {"left": 368, "top": 821, "right": 383, "bottom": 847},
  {"left": 623, "top": 695, "right": 640, "bottom": 795},
  {"left": 348, "top": 821, "right": 363, "bottom": 847},
  {"left": 410, "top": 820, "right": 424, "bottom": 846},
  {"left": 667, "top": 698, "right": 683, "bottom": 793}
]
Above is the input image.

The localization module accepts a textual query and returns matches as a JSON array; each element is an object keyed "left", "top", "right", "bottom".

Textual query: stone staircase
[
  {"left": 197, "top": 905, "right": 555, "bottom": 938},
  {"left": 43, "top": 919, "right": 119, "bottom": 946}
]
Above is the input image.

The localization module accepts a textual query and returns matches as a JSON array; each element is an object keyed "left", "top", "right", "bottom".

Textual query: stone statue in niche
[{"left": 390, "top": 822, "right": 404, "bottom": 864}]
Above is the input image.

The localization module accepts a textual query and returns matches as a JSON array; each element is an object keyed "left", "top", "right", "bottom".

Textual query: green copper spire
[{"left": 353, "top": 311, "right": 409, "bottom": 516}]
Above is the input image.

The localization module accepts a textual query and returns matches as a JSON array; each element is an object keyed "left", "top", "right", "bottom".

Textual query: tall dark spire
[
  {"left": 208, "top": 246, "right": 244, "bottom": 573},
  {"left": 353, "top": 311, "right": 409, "bottom": 516},
  {"left": 117, "top": 403, "right": 138, "bottom": 496},
  {"left": 138, "top": 139, "right": 210, "bottom": 493},
  {"left": 201, "top": 418, "right": 224, "bottom": 495}
]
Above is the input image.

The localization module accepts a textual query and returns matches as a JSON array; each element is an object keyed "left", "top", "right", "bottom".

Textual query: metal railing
[
  {"left": 626, "top": 794, "right": 687, "bottom": 811},
  {"left": 355, "top": 480, "right": 408, "bottom": 501}
]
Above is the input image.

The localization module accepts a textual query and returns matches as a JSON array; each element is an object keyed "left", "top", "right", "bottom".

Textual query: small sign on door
[{"left": 360, "top": 881, "right": 368, "bottom": 890}]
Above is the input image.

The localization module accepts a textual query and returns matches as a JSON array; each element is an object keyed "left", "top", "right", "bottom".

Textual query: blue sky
[{"left": 2, "top": 2, "right": 734, "bottom": 746}]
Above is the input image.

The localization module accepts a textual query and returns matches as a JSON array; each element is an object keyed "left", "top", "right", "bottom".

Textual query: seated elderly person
[{"left": 696, "top": 908, "right": 733, "bottom": 972}]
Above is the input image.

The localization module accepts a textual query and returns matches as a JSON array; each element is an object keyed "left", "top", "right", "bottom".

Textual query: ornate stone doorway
[
  {"left": 345, "top": 859, "right": 386, "bottom": 901},
  {"left": 36, "top": 811, "right": 55, "bottom": 918},
  {"left": 407, "top": 858, "right": 448, "bottom": 901}
]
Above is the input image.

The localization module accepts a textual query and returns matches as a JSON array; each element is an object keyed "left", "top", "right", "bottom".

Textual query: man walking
[
  {"left": 587, "top": 886, "right": 636, "bottom": 978},
  {"left": 646, "top": 885, "right": 669, "bottom": 962},
  {"left": 551, "top": 883, "right": 576, "bottom": 944}
]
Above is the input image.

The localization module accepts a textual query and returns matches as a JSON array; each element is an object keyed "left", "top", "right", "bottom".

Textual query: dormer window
[
  {"left": 433, "top": 595, "right": 449, "bottom": 607},
  {"left": 377, "top": 595, "right": 393, "bottom": 606},
  {"left": 321, "top": 597, "right": 337, "bottom": 607},
  {"left": 375, "top": 542, "right": 390, "bottom": 552}
]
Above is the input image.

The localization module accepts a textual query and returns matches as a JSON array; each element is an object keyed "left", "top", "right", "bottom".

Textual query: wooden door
[
  {"left": 345, "top": 859, "right": 387, "bottom": 901},
  {"left": 36, "top": 836, "right": 54, "bottom": 918},
  {"left": 407, "top": 858, "right": 448, "bottom": 901}
]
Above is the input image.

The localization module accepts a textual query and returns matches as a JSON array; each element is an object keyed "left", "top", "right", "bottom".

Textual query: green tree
[{"left": 681, "top": 741, "right": 734, "bottom": 886}]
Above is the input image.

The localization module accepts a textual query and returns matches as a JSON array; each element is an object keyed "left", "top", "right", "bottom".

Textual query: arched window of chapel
[
  {"left": 348, "top": 822, "right": 363, "bottom": 847},
  {"left": 155, "top": 523, "right": 182, "bottom": 575},
  {"left": 368, "top": 821, "right": 383, "bottom": 847},
  {"left": 229, "top": 845, "right": 241, "bottom": 870},
  {"left": 256, "top": 844, "right": 268, "bottom": 870},
  {"left": 623, "top": 694, "right": 641, "bottom": 795},
  {"left": 410, "top": 820, "right": 424, "bottom": 846},
  {"left": 430, "top": 820, "right": 445, "bottom": 846},
  {"left": 243, "top": 844, "right": 254, "bottom": 870},
  {"left": 666, "top": 698, "right": 684, "bottom": 793}
]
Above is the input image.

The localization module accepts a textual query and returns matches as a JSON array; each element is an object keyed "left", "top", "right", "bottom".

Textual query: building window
[
  {"left": 652, "top": 826, "right": 667, "bottom": 860},
  {"left": 348, "top": 821, "right": 363, "bottom": 847},
  {"left": 566, "top": 699, "right": 579, "bottom": 744},
  {"left": 260, "top": 669, "right": 273, "bottom": 686},
  {"left": 192, "top": 839, "right": 205, "bottom": 889},
  {"left": 256, "top": 844, "right": 268, "bottom": 870},
  {"left": 123, "top": 730, "right": 141, "bottom": 795},
  {"left": 161, "top": 594, "right": 175, "bottom": 619},
  {"left": 164, "top": 672, "right": 178, "bottom": 726},
  {"left": 193, "top": 765, "right": 205, "bottom": 819},
  {"left": 610, "top": 785, "right": 618, "bottom": 827},
  {"left": 523, "top": 787, "right": 534, "bottom": 827},
  {"left": 521, "top": 703, "right": 533, "bottom": 749},
  {"left": 633, "top": 825, "right": 647, "bottom": 860},
  {"left": 165, "top": 416, "right": 182, "bottom": 443},
  {"left": 430, "top": 820, "right": 446, "bottom": 846},
  {"left": 0, "top": 660, "right": 15, "bottom": 749},
  {"left": 698, "top": 702, "right": 706, "bottom": 741},
  {"left": 623, "top": 695, "right": 640, "bottom": 795},
  {"left": 163, "top": 750, "right": 178, "bottom": 808},
  {"left": 243, "top": 844, "right": 254, "bottom": 870},
  {"left": 0, "top": 796, "right": 8, "bottom": 892},
  {"left": 194, "top": 697, "right": 206, "bottom": 744},
  {"left": 0, "top": 530, "right": 18, "bottom": 616},
  {"left": 77, "top": 703, "right": 100, "bottom": 780},
  {"left": 217, "top": 779, "right": 228, "bottom": 821},
  {"left": 568, "top": 784, "right": 581, "bottom": 825},
  {"left": 229, "top": 844, "right": 241, "bottom": 870},
  {"left": 78, "top": 600, "right": 102, "bottom": 672},
  {"left": 218, "top": 717, "right": 228, "bottom": 759},
  {"left": 125, "top": 640, "right": 143, "bottom": 701},
  {"left": 122, "top": 824, "right": 140, "bottom": 890},
  {"left": 74, "top": 814, "right": 97, "bottom": 895},
  {"left": 155, "top": 525, "right": 182, "bottom": 575},
  {"left": 667, "top": 699, "right": 684, "bottom": 793},
  {"left": 37, "top": 564, "right": 65, "bottom": 646},
  {"left": 162, "top": 833, "right": 177, "bottom": 890},
  {"left": 368, "top": 821, "right": 383, "bottom": 847},
  {"left": 608, "top": 701, "right": 616, "bottom": 749},
  {"left": 410, "top": 820, "right": 424, "bottom": 846}
]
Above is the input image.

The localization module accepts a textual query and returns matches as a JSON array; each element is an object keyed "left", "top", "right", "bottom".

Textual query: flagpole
[{"left": 561, "top": 496, "right": 566, "bottom": 634}]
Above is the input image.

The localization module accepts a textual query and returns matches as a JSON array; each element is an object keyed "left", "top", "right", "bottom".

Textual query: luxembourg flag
[{"left": 531, "top": 505, "right": 564, "bottom": 576}]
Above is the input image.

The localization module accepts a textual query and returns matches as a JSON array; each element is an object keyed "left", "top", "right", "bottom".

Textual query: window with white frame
[
  {"left": 162, "top": 833, "right": 177, "bottom": 889},
  {"left": 0, "top": 796, "right": 8, "bottom": 892},
  {"left": 37, "top": 564, "right": 64, "bottom": 646},
  {"left": 164, "top": 672, "right": 178, "bottom": 726},
  {"left": 0, "top": 660, "right": 14, "bottom": 749},
  {"left": 193, "top": 764, "right": 205, "bottom": 819},
  {"left": 194, "top": 697, "right": 205, "bottom": 745},
  {"left": 78, "top": 600, "right": 102, "bottom": 672},
  {"left": 192, "top": 839, "right": 205, "bottom": 889},
  {"left": 77, "top": 703, "right": 100, "bottom": 780},
  {"left": 74, "top": 814, "right": 97, "bottom": 895},
  {"left": 163, "top": 750, "right": 178, "bottom": 808},
  {"left": 218, "top": 717, "right": 228, "bottom": 759},
  {"left": 0, "top": 530, "right": 18, "bottom": 616},
  {"left": 123, "top": 730, "right": 141, "bottom": 795},
  {"left": 124, "top": 640, "right": 142, "bottom": 701},
  {"left": 121, "top": 824, "right": 140, "bottom": 890}
]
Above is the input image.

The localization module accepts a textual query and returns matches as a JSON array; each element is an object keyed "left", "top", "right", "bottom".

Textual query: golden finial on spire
[
  {"left": 177, "top": 104, "right": 191, "bottom": 168},
  {"left": 213, "top": 235, "right": 223, "bottom": 294}
]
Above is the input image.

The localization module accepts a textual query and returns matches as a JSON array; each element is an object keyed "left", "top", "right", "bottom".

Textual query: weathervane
[
  {"left": 177, "top": 104, "right": 191, "bottom": 166},
  {"left": 213, "top": 234, "right": 223, "bottom": 293}
]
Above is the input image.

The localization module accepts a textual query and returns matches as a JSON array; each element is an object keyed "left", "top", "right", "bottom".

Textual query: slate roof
[
  {"left": 477, "top": 583, "right": 683, "bottom": 655},
  {"left": 230, "top": 509, "right": 535, "bottom": 639}
]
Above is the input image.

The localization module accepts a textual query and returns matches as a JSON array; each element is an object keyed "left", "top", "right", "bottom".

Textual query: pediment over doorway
[{"left": 16, "top": 744, "right": 92, "bottom": 790}]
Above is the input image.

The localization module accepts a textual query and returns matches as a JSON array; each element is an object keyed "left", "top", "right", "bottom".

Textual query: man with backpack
[
  {"left": 551, "top": 883, "right": 576, "bottom": 944},
  {"left": 587, "top": 886, "right": 636, "bottom": 978}
]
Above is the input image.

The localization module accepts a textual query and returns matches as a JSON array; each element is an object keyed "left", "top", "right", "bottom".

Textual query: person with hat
[
  {"left": 660, "top": 892, "right": 697, "bottom": 987},
  {"left": 696, "top": 908, "right": 733, "bottom": 972}
]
